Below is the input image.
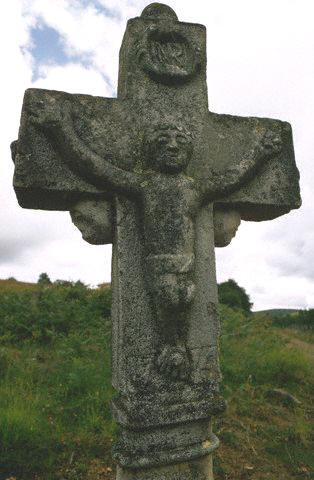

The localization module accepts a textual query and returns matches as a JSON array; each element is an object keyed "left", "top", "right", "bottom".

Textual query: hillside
[
  {"left": 0, "top": 281, "right": 312, "bottom": 479},
  {"left": 254, "top": 308, "right": 300, "bottom": 317},
  {"left": 0, "top": 278, "right": 37, "bottom": 291}
]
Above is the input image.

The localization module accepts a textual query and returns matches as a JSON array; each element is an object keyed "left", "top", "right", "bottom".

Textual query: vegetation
[
  {"left": 0, "top": 280, "right": 113, "bottom": 479},
  {"left": 0, "top": 278, "right": 313, "bottom": 479},
  {"left": 215, "top": 305, "right": 313, "bottom": 479},
  {"left": 37, "top": 272, "right": 52, "bottom": 286},
  {"left": 218, "top": 279, "right": 253, "bottom": 313},
  {"left": 269, "top": 309, "right": 314, "bottom": 331},
  {"left": 0, "top": 278, "right": 38, "bottom": 292}
]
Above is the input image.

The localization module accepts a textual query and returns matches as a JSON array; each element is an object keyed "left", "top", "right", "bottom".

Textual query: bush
[
  {"left": 218, "top": 279, "right": 252, "bottom": 312},
  {"left": 0, "top": 283, "right": 112, "bottom": 344},
  {"left": 37, "top": 272, "right": 52, "bottom": 285}
]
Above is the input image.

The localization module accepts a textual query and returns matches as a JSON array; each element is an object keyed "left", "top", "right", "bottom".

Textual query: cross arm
[
  {"left": 12, "top": 88, "right": 141, "bottom": 210},
  {"left": 31, "top": 96, "right": 142, "bottom": 196},
  {"left": 200, "top": 127, "right": 281, "bottom": 200},
  {"left": 194, "top": 112, "right": 301, "bottom": 221}
]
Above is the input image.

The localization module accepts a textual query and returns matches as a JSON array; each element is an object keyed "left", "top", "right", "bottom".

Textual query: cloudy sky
[{"left": 1, "top": 0, "right": 313, "bottom": 310}]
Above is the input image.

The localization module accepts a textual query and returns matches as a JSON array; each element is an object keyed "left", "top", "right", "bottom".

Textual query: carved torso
[{"left": 142, "top": 174, "right": 200, "bottom": 257}]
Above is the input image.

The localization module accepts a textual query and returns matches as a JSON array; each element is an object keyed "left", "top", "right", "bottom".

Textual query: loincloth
[{"left": 146, "top": 254, "right": 195, "bottom": 275}]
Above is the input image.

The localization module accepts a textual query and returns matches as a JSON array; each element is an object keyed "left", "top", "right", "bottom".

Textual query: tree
[
  {"left": 37, "top": 272, "right": 51, "bottom": 285},
  {"left": 218, "top": 279, "right": 252, "bottom": 312}
]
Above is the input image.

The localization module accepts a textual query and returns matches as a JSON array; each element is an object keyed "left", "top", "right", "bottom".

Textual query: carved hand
[
  {"left": 259, "top": 129, "right": 282, "bottom": 157},
  {"left": 28, "top": 97, "right": 71, "bottom": 135}
]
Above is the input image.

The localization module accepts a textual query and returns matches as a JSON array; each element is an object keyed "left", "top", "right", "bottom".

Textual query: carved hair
[
  {"left": 141, "top": 122, "right": 193, "bottom": 167},
  {"left": 143, "top": 121, "right": 194, "bottom": 146}
]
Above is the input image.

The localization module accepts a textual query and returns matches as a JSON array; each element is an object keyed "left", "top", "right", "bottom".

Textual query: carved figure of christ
[{"left": 30, "top": 101, "right": 282, "bottom": 379}]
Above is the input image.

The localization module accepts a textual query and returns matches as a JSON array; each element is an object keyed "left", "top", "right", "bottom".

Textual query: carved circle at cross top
[
  {"left": 138, "top": 4, "right": 201, "bottom": 85},
  {"left": 141, "top": 3, "right": 178, "bottom": 20}
]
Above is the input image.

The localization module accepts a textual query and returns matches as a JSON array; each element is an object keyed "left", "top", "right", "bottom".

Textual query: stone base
[
  {"left": 112, "top": 420, "right": 219, "bottom": 471},
  {"left": 116, "top": 454, "right": 214, "bottom": 480},
  {"left": 112, "top": 392, "right": 225, "bottom": 430}
]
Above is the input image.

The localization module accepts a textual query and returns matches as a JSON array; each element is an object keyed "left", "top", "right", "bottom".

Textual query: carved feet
[{"left": 156, "top": 345, "right": 190, "bottom": 381}]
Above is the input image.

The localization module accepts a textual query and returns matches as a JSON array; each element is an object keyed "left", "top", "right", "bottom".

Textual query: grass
[
  {"left": 0, "top": 282, "right": 114, "bottom": 479},
  {"left": 0, "top": 283, "right": 313, "bottom": 479},
  {"left": 0, "top": 334, "right": 115, "bottom": 479},
  {"left": 214, "top": 306, "right": 314, "bottom": 479},
  {"left": 220, "top": 307, "right": 311, "bottom": 389},
  {"left": 0, "top": 279, "right": 38, "bottom": 292}
]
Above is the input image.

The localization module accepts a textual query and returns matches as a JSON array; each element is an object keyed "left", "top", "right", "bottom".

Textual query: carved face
[{"left": 146, "top": 127, "right": 192, "bottom": 173}]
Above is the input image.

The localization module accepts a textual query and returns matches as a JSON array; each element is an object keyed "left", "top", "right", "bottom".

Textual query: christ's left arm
[{"left": 199, "top": 130, "right": 282, "bottom": 202}]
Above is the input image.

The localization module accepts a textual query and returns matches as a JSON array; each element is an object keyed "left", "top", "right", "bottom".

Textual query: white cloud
[
  {"left": 33, "top": 62, "right": 111, "bottom": 96},
  {"left": 21, "top": 0, "right": 148, "bottom": 91}
]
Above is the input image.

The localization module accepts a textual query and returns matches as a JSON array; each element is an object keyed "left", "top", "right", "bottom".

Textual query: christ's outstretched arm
[
  {"left": 29, "top": 100, "right": 142, "bottom": 196},
  {"left": 199, "top": 130, "right": 282, "bottom": 202}
]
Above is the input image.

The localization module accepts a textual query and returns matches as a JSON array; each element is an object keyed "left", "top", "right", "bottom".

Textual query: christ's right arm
[{"left": 32, "top": 102, "right": 142, "bottom": 196}]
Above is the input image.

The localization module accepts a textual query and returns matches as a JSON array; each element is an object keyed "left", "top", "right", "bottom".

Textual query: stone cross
[{"left": 12, "top": 3, "right": 301, "bottom": 480}]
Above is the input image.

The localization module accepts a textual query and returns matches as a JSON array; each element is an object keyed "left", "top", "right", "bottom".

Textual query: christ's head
[{"left": 143, "top": 123, "right": 193, "bottom": 173}]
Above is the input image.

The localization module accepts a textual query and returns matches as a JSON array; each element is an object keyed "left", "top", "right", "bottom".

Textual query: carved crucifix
[{"left": 12, "top": 3, "right": 301, "bottom": 480}]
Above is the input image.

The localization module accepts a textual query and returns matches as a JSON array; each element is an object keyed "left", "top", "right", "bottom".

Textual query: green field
[{"left": 0, "top": 280, "right": 313, "bottom": 480}]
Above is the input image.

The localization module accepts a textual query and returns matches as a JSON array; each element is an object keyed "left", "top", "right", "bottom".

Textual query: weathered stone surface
[
  {"left": 12, "top": 89, "right": 133, "bottom": 210},
  {"left": 116, "top": 454, "right": 214, "bottom": 480},
  {"left": 113, "top": 420, "right": 218, "bottom": 469},
  {"left": 70, "top": 199, "right": 113, "bottom": 245},
  {"left": 11, "top": 2, "right": 301, "bottom": 479},
  {"left": 209, "top": 113, "right": 300, "bottom": 221},
  {"left": 213, "top": 208, "right": 241, "bottom": 247}
]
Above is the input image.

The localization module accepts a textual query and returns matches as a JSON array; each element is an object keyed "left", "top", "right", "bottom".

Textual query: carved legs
[{"left": 148, "top": 258, "right": 196, "bottom": 381}]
